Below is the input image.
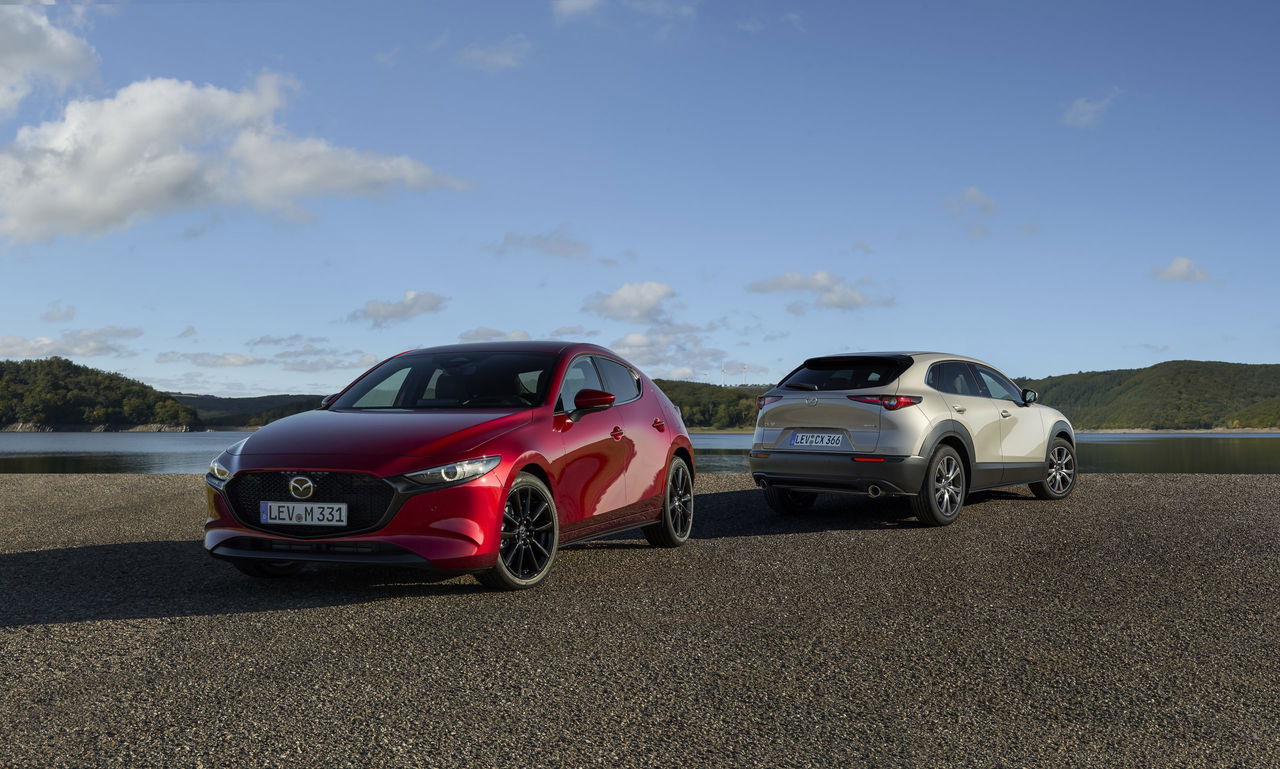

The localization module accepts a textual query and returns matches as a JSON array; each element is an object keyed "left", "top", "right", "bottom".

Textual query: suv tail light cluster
[
  {"left": 756, "top": 395, "right": 782, "bottom": 410},
  {"left": 847, "top": 395, "right": 922, "bottom": 411}
]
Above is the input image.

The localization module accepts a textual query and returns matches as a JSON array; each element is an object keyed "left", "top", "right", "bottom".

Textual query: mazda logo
[
  {"left": 288, "top": 476, "right": 314, "bottom": 500},
  {"left": 806, "top": 397, "right": 818, "bottom": 407}
]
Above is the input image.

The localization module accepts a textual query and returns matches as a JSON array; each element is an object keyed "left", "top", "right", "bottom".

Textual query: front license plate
[
  {"left": 790, "top": 433, "right": 844, "bottom": 448},
  {"left": 260, "top": 501, "right": 348, "bottom": 526}
]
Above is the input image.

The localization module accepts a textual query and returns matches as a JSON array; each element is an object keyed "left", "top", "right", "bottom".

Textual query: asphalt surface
[{"left": 0, "top": 472, "right": 1277, "bottom": 768}]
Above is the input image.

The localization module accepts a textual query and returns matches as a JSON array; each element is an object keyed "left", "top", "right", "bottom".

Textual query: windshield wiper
[{"left": 783, "top": 383, "right": 818, "bottom": 391}]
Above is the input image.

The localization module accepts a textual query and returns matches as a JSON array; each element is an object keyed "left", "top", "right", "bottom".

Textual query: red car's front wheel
[{"left": 476, "top": 473, "right": 559, "bottom": 590}]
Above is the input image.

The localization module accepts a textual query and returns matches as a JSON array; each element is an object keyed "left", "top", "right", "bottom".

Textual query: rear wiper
[{"left": 783, "top": 383, "right": 818, "bottom": 391}]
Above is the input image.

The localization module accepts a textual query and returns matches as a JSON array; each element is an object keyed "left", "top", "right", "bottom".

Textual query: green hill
[
  {"left": 653, "top": 379, "right": 769, "bottom": 430},
  {"left": 1017, "top": 360, "right": 1280, "bottom": 429},
  {"left": 0, "top": 357, "right": 200, "bottom": 427},
  {"left": 170, "top": 393, "right": 323, "bottom": 427}
]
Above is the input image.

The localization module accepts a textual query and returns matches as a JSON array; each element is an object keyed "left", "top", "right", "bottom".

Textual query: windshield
[{"left": 331, "top": 352, "right": 558, "bottom": 410}]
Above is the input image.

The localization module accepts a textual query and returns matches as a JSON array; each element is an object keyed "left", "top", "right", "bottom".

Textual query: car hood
[{"left": 236, "top": 408, "right": 532, "bottom": 457}]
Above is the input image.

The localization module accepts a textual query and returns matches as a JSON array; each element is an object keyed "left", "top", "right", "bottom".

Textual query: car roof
[
  {"left": 809, "top": 351, "right": 992, "bottom": 366},
  {"left": 397, "top": 341, "right": 615, "bottom": 357}
]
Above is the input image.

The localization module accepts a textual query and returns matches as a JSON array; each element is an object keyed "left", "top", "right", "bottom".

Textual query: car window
[
  {"left": 927, "top": 361, "right": 981, "bottom": 396},
  {"left": 352, "top": 365, "right": 410, "bottom": 408},
  {"left": 557, "top": 356, "right": 603, "bottom": 412},
  {"left": 594, "top": 357, "right": 641, "bottom": 403},
  {"left": 333, "top": 351, "right": 557, "bottom": 410},
  {"left": 974, "top": 365, "right": 1023, "bottom": 403},
  {"left": 780, "top": 356, "right": 911, "bottom": 391}
]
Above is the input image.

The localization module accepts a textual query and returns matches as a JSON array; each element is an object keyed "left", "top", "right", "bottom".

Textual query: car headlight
[
  {"left": 209, "top": 459, "right": 232, "bottom": 482},
  {"left": 404, "top": 456, "right": 501, "bottom": 487}
]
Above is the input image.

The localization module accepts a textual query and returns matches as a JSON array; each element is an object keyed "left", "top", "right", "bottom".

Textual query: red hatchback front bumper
[{"left": 203, "top": 468, "right": 507, "bottom": 573}]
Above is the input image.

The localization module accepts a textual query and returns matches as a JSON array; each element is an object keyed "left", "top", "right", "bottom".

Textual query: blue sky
[{"left": 1, "top": 0, "right": 1277, "bottom": 395}]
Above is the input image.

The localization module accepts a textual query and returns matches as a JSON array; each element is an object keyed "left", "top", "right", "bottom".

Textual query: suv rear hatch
[{"left": 757, "top": 355, "right": 912, "bottom": 453}]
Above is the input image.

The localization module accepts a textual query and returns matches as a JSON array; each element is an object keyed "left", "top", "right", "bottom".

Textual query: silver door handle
[
  {"left": 952, "top": 405, "right": 966, "bottom": 413},
  {"left": 1000, "top": 409, "right": 1011, "bottom": 418}
]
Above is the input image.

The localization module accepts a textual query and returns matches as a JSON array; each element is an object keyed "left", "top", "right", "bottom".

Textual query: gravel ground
[{"left": 0, "top": 472, "right": 1277, "bottom": 768}]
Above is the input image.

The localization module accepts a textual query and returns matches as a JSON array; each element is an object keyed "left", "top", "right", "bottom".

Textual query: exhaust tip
[{"left": 867, "top": 484, "right": 883, "bottom": 499}]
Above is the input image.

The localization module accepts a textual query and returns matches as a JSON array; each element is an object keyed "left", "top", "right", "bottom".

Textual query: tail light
[
  {"left": 757, "top": 395, "right": 782, "bottom": 410},
  {"left": 847, "top": 395, "right": 922, "bottom": 411}
]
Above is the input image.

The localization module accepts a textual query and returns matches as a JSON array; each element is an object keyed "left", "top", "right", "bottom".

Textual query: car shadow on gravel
[
  {"left": 668, "top": 485, "right": 1035, "bottom": 541},
  {"left": 0, "top": 540, "right": 487, "bottom": 628}
]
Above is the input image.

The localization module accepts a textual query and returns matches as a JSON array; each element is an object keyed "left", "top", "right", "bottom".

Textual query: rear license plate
[
  {"left": 790, "top": 433, "right": 844, "bottom": 448},
  {"left": 259, "top": 501, "right": 348, "bottom": 526}
]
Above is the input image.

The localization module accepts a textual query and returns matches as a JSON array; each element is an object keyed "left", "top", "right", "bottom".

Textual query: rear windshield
[
  {"left": 332, "top": 351, "right": 558, "bottom": 410},
  {"left": 780, "top": 356, "right": 911, "bottom": 391}
]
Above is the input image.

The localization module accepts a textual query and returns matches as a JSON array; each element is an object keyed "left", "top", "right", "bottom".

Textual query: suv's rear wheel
[
  {"left": 909, "top": 445, "right": 966, "bottom": 526},
  {"left": 1030, "top": 438, "right": 1076, "bottom": 500},
  {"left": 763, "top": 486, "right": 818, "bottom": 515}
]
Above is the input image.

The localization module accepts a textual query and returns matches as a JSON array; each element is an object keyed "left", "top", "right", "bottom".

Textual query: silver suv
[{"left": 749, "top": 352, "right": 1076, "bottom": 525}]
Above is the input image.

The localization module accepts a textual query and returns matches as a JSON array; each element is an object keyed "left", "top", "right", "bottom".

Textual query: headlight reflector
[
  {"left": 209, "top": 459, "right": 231, "bottom": 481},
  {"left": 405, "top": 456, "right": 501, "bottom": 487}
]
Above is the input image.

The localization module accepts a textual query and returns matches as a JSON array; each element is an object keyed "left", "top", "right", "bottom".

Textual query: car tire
[
  {"left": 1030, "top": 437, "right": 1077, "bottom": 500},
  {"left": 763, "top": 486, "right": 818, "bottom": 515},
  {"left": 644, "top": 457, "right": 694, "bottom": 548},
  {"left": 476, "top": 473, "right": 560, "bottom": 591},
  {"left": 231, "top": 559, "right": 304, "bottom": 578},
  {"left": 909, "top": 445, "right": 966, "bottom": 526}
]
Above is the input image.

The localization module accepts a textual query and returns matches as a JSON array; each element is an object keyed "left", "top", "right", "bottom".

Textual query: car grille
[{"left": 225, "top": 471, "right": 397, "bottom": 537}]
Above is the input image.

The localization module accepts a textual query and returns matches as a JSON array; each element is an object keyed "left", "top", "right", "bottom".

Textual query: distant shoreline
[{"left": 0, "top": 423, "right": 256, "bottom": 433}]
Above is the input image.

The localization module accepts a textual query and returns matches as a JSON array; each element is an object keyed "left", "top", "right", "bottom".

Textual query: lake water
[{"left": 0, "top": 431, "right": 1276, "bottom": 475}]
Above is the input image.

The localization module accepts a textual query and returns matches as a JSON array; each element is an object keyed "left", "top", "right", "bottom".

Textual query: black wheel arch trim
[
  {"left": 917, "top": 419, "right": 976, "bottom": 468},
  {"left": 1049, "top": 420, "right": 1075, "bottom": 445}
]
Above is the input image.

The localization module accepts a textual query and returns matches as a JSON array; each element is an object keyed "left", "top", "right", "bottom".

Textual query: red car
[{"left": 203, "top": 342, "right": 696, "bottom": 590}]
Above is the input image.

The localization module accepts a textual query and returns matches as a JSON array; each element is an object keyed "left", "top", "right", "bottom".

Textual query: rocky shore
[{"left": 0, "top": 423, "right": 195, "bottom": 433}]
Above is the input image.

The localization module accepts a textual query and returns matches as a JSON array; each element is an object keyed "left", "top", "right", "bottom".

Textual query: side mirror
[
  {"left": 1021, "top": 388, "right": 1038, "bottom": 405},
  {"left": 320, "top": 393, "right": 338, "bottom": 408},
  {"left": 571, "top": 388, "right": 615, "bottom": 421}
]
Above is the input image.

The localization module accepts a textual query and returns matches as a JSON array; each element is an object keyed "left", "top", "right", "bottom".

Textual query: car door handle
[
  {"left": 952, "top": 405, "right": 966, "bottom": 414},
  {"left": 1000, "top": 409, "right": 1011, "bottom": 418},
  {"left": 610, "top": 427, "right": 625, "bottom": 440},
  {"left": 651, "top": 418, "right": 666, "bottom": 432}
]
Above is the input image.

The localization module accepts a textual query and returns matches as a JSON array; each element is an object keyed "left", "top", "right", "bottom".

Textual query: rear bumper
[{"left": 748, "top": 451, "right": 928, "bottom": 496}]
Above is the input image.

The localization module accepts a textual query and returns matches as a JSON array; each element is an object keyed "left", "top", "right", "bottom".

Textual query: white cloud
[
  {"left": 607, "top": 321, "right": 733, "bottom": 378},
  {"left": 345, "top": 290, "right": 449, "bottom": 328},
  {"left": 584, "top": 281, "right": 675, "bottom": 323},
  {"left": 623, "top": 0, "right": 696, "bottom": 18},
  {"left": 40, "top": 301, "right": 75, "bottom": 322},
  {"left": 0, "top": 74, "right": 463, "bottom": 241},
  {"left": 1153, "top": 257, "right": 1208, "bottom": 283},
  {"left": 492, "top": 226, "right": 590, "bottom": 259},
  {"left": 281, "top": 354, "right": 379, "bottom": 372},
  {"left": 553, "top": 0, "right": 603, "bottom": 21},
  {"left": 1063, "top": 87, "right": 1121, "bottom": 128},
  {"left": 781, "top": 12, "right": 804, "bottom": 31},
  {"left": 176, "top": 325, "right": 197, "bottom": 339},
  {"left": 456, "top": 35, "right": 532, "bottom": 72},
  {"left": 948, "top": 186, "right": 998, "bottom": 215},
  {"left": 549, "top": 325, "right": 600, "bottom": 339},
  {"left": 272, "top": 343, "right": 342, "bottom": 359},
  {"left": 746, "top": 271, "right": 887, "bottom": 313},
  {"left": 0, "top": 6, "right": 95, "bottom": 119},
  {"left": 156, "top": 352, "right": 265, "bottom": 368},
  {"left": 246, "top": 334, "right": 328, "bottom": 347},
  {"left": 458, "top": 327, "right": 533, "bottom": 343},
  {"left": 0, "top": 326, "right": 141, "bottom": 358}
]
